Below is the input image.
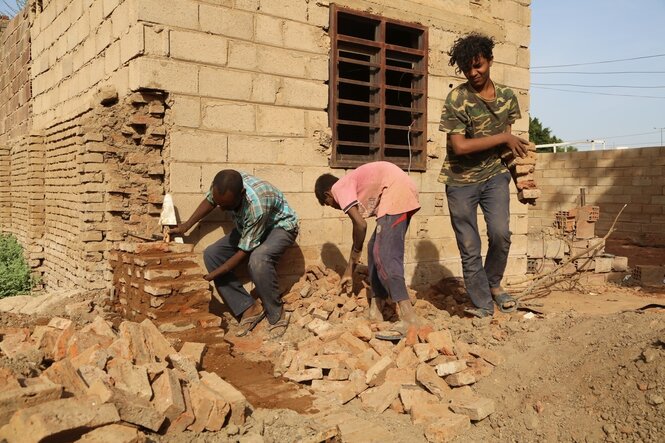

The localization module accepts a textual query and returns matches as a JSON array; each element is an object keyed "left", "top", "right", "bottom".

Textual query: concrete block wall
[
  {"left": 127, "top": 0, "right": 531, "bottom": 287},
  {"left": 30, "top": 0, "right": 138, "bottom": 128},
  {"left": 0, "top": 8, "right": 31, "bottom": 142},
  {"left": 529, "top": 147, "right": 665, "bottom": 245}
]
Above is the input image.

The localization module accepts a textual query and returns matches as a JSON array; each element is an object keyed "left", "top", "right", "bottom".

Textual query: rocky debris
[
  {"left": 0, "top": 317, "right": 249, "bottom": 441},
  {"left": 271, "top": 264, "right": 503, "bottom": 442}
]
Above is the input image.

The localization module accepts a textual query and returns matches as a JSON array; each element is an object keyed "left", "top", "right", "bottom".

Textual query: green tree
[{"left": 529, "top": 117, "right": 576, "bottom": 152}]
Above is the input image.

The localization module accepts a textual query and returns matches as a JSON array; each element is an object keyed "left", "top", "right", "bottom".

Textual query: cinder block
[
  {"left": 170, "top": 163, "right": 201, "bottom": 193},
  {"left": 170, "top": 30, "right": 228, "bottom": 66},
  {"left": 172, "top": 95, "right": 201, "bottom": 128},
  {"left": 129, "top": 57, "right": 198, "bottom": 94},
  {"left": 199, "top": 4, "right": 254, "bottom": 40},
  {"left": 276, "top": 78, "right": 327, "bottom": 109},
  {"left": 170, "top": 130, "right": 228, "bottom": 163},
  {"left": 256, "top": 105, "right": 306, "bottom": 136},
  {"left": 199, "top": 67, "right": 252, "bottom": 101},
  {"left": 134, "top": 0, "right": 199, "bottom": 30},
  {"left": 201, "top": 100, "right": 255, "bottom": 133}
]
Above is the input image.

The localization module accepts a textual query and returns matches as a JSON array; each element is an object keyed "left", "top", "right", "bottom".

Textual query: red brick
[
  {"left": 0, "top": 380, "right": 63, "bottom": 426},
  {"left": 41, "top": 359, "right": 88, "bottom": 397},
  {"left": 140, "top": 319, "right": 176, "bottom": 362},
  {"left": 410, "top": 402, "right": 454, "bottom": 424},
  {"left": 178, "top": 342, "right": 206, "bottom": 369},
  {"left": 365, "top": 356, "right": 395, "bottom": 386},
  {"left": 450, "top": 397, "right": 495, "bottom": 421},
  {"left": 106, "top": 358, "right": 153, "bottom": 401},
  {"left": 399, "top": 385, "right": 437, "bottom": 413},
  {"left": 435, "top": 360, "right": 467, "bottom": 377},
  {"left": 118, "top": 322, "right": 152, "bottom": 365},
  {"left": 444, "top": 371, "right": 476, "bottom": 387},
  {"left": 152, "top": 369, "right": 185, "bottom": 421},
  {"left": 416, "top": 363, "right": 451, "bottom": 400},
  {"left": 426, "top": 330, "right": 455, "bottom": 356},
  {"left": 166, "top": 385, "right": 195, "bottom": 433},
  {"left": 78, "top": 424, "right": 146, "bottom": 442},
  {"left": 359, "top": 382, "right": 400, "bottom": 413},
  {"left": 0, "top": 396, "right": 120, "bottom": 443},
  {"left": 413, "top": 343, "right": 439, "bottom": 362},
  {"left": 200, "top": 371, "right": 249, "bottom": 426},
  {"left": 395, "top": 347, "right": 420, "bottom": 369}
]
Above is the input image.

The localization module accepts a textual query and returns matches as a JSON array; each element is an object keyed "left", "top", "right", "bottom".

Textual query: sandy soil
[{"left": 1, "top": 250, "right": 664, "bottom": 442}]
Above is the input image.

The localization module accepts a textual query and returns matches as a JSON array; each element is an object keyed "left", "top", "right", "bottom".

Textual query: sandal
[
  {"left": 235, "top": 310, "right": 266, "bottom": 337},
  {"left": 492, "top": 292, "right": 518, "bottom": 313},
  {"left": 463, "top": 307, "right": 493, "bottom": 318},
  {"left": 375, "top": 321, "right": 408, "bottom": 342},
  {"left": 267, "top": 312, "right": 290, "bottom": 339}
]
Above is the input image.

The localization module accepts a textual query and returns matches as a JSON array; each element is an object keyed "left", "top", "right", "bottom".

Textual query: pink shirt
[{"left": 331, "top": 161, "right": 420, "bottom": 218}]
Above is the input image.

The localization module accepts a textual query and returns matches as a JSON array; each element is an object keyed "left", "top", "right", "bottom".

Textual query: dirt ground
[{"left": 1, "top": 245, "right": 664, "bottom": 442}]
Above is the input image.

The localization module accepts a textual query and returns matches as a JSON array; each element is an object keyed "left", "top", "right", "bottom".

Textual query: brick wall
[
  {"left": 529, "top": 147, "right": 665, "bottom": 245},
  {"left": 1, "top": 0, "right": 532, "bottom": 294},
  {"left": 128, "top": 0, "right": 532, "bottom": 287}
]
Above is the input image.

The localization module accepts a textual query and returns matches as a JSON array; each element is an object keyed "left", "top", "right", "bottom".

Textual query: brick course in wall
[{"left": 529, "top": 147, "right": 665, "bottom": 245}]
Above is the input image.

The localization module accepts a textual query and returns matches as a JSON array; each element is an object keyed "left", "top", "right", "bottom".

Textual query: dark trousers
[
  {"left": 367, "top": 212, "right": 413, "bottom": 303},
  {"left": 203, "top": 227, "right": 297, "bottom": 324},
  {"left": 446, "top": 172, "right": 512, "bottom": 313}
]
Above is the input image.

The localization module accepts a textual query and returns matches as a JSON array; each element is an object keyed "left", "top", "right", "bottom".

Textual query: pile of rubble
[
  {"left": 527, "top": 203, "right": 629, "bottom": 286},
  {"left": 274, "top": 265, "right": 502, "bottom": 442},
  {"left": 0, "top": 316, "right": 248, "bottom": 442}
]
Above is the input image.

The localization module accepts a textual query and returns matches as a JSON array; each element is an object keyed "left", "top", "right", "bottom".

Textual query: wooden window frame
[{"left": 329, "top": 5, "right": 428, "bottom": 171}]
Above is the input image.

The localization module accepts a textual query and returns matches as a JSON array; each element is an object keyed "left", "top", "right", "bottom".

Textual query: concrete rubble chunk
[
  {"left": 106, "top": 358, "right": 153, "bottom": 401},
  {"left": 178, "top": 342, "right": 206, "bottom": 369},
  {"left": 79, "top": 424, "right": 146, "bottom": 442},
  {"left": 0, "top": 396, "right": 120, "bottom": 443},
  {"left": 450, "top": 397, "right": 495, "bottom": 421}
]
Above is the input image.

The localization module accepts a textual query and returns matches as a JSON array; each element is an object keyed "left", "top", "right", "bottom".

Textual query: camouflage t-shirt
[{"left": 438, "top": 81, "right": 521, "bottom": 186}]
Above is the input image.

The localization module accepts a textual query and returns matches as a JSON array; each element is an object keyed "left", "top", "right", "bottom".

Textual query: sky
[{"left": 530, "top": 0, "right": 665, "bottom": 149}]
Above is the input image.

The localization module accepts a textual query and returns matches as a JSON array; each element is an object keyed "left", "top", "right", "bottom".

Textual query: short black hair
[
  {"left": 314, "top": 174, "right": 339, "bottom": 205},
  {"left": 448, "top": 33, "right": 495, "bottom": 74},
  {"left": 212, "top": 169, "right": 243, "bottom": 196}
]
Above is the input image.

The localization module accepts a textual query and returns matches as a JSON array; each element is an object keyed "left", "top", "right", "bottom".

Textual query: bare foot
[
  {"left": 368, "top": 297, "right": 385, "bottom": 322},
  {"left": 397, "top": 300, "right": 423, "bottom": 328}
]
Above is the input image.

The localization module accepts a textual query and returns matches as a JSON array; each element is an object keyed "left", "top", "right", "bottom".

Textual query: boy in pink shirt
[{"left": 315, "top": 161, "right": 421, "bottom": 334}]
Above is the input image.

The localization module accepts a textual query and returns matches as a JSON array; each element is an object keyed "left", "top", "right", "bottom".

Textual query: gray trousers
[
  {"left": 446, "top": 172, "right": 512, "bottom": 313},
  {"left": 203, "top": 227, "right": 297, "bottom": 324}
]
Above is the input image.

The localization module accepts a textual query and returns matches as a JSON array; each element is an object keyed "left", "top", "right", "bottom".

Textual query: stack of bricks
[
  {"left": 0, "top": 316, "right": 249, "bottom": 439},
  {"left": 501, "top": 143, "right": 541, "bottom": 205},
  {"left": 527, "top": 204, "right": 629, "bottom": 285},
  {"left": 109, "top": 242, "right": 220, "bottom": 329}
]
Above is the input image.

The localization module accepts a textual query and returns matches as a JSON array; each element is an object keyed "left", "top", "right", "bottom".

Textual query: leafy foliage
[
  {"left": 0, "top": 232, "right": 33, "bottom": 298},
  {"left": 529, "top": 117, "right": 576, "bottom": 152}
]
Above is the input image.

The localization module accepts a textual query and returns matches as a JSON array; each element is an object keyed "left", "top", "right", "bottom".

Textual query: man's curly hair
[{"left": 448, "top": 33, "right": 495, "bottom": 74}]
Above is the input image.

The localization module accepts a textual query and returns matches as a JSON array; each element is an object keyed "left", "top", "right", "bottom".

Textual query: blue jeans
[
  {"left": 367, "top": 212, "right": 414, "bottom": 303},
  {"left": 446, "top": 172, "right": 512, "bottom": 313},
  {"left": 203, "top": 227, "right": 297, "bottom": 324}
]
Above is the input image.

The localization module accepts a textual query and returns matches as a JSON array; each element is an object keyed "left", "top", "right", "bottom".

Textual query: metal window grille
[{"left": 329, "top": 5, "right": 428, "bottom": 171}]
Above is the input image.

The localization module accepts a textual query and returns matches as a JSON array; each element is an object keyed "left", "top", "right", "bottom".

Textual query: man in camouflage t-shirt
[{"left": 438, "top": 33, "right": 530, "bottom": 317}]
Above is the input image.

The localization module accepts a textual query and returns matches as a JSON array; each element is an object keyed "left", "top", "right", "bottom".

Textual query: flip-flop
[
  {"left": 375, "top": 321, "right": 409, "bottom": 342},
  {"left": 492, "top": 292, "right": 518, "bottom": 313},
  {"left": 235, "top": 310, "right": 266, "bottom": 337},
  {"left": 267, "top": 312, "right": 291, "bottom": 339},
  {"left": 463, "top": 307, "right": 493, "bottom": 318}
]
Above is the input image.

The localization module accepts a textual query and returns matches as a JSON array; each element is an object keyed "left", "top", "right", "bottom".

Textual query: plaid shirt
[{"left": 205, "top": 172, "right": 298, "bottom": 251}]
